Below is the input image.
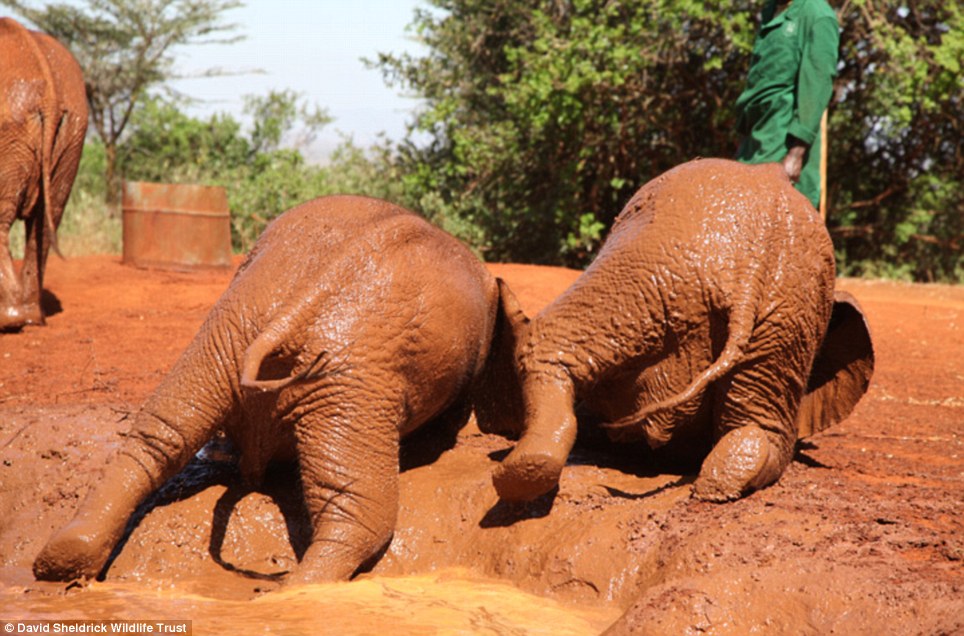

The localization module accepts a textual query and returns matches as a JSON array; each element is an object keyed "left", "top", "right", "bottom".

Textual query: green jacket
[{"left": 735, "top": 0, "right": 839, "bottom": 207}]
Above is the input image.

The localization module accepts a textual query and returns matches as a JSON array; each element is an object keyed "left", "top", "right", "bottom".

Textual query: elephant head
[
  {"left": 477, "top": 158, "right": 874, "bottom": 503},
  {"left": 33, "top": 195, "right": 515, "bottom": 584},
  {"left": 0, "top": 18, "right": 88, "bottom": 330}
]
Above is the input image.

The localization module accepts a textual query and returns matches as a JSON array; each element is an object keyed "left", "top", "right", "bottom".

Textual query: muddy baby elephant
[
  {"left": 481, "top": 158, "right": 873, "bottom": 503},
  {"left": 34, "top": 196, "right": 505, "bottom": 583}
]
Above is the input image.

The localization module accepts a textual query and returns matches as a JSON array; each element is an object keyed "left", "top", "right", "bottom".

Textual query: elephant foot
[
  {"left": 21, "top": 302, "right": 45, "bottom": 326},
  {"left": 33, "top": 519, "right": 117, "bottom": 582},
  {"left": 492, "top": 450, "right": 564, "bottom": 502},
  {"left": 282, "top": 564, "right": 345, "bottom": 588},
  {"left": 693, "top": 426, "right": 785, "bottom": 502},
  {"left": 0, "top": 305, "right": 27, "bottom": 331},
  {"left": 281, "top": 542, "right": 371, "bottom": 587}
]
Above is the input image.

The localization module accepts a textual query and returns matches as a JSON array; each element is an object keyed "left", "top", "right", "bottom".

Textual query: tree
[
  {"left": 379, "top": 0, "right": 961, "bottom": 280},
  {"left": 111, "top": 92, "right": 397, "bottom": 252},
  {"left": 829, "top": 0, "right": 962, "bottom": 281},
  {"left": 2, "top": 0, "right": 244, "bottom": 204},
  {"left": 377, "top": 0, "right": 756, "bottom": 264}
]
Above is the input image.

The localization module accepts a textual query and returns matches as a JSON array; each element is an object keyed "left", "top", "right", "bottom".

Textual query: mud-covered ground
[{"left": 1, "top": 255, "right": 962, "bottom": 635}]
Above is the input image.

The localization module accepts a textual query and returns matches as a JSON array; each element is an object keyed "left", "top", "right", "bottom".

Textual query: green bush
[{"left": 376, "top": 0, "right": 962, "bottom": 280}]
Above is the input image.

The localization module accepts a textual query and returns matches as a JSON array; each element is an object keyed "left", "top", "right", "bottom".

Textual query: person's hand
[{"left": 781, "top": 141, "right": 808, "bottom": 183}]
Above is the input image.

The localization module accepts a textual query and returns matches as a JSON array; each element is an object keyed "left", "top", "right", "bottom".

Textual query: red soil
[{"left": 1, "top": 255, "right": 961, "bottom": 634}]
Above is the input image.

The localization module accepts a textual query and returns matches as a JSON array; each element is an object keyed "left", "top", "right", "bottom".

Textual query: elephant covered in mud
[
  {"left": 0, "top": 17, "right": 88, "bottom": 330},
  {"left": 479, "top": 158, "right": 874, "bottom": 503},
  {"left": 34, "top": 196, "right": 508, "bottom": 584}
]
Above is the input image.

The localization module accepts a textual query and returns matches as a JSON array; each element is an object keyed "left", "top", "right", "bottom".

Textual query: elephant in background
[
  {"left": 0, "top": 17, "right": 88, "bottom": 330},
  {"left": 478, "top": 158, "right": 874, "bottom": 503},
  {"left": 34, "top": 196, "right": 510, "bottom": 584}
]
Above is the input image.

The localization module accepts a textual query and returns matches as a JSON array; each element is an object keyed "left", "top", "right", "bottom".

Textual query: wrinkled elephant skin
[
  {"left": 34, "top": 196, "right": 511, "bottom": 584},
  {"left": 0, "top": 17, "right": 88, "bottom": 330},
  {"left": 481, "top": 159, "right": 874, "bottom": 503}
]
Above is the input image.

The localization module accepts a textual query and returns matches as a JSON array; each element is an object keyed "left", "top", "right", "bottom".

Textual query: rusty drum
[{"left": 122, "top": 181, "right": 233, "bottom": 269}]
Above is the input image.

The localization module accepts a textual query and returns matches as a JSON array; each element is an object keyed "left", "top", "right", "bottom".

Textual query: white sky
[{"left": 167, "top": 0, "right": 428, "bottom": 160}]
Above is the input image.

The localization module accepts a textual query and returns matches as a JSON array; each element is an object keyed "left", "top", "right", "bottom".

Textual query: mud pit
[{"left": 1, "top": 255, "right": 962, "bottom": 634}]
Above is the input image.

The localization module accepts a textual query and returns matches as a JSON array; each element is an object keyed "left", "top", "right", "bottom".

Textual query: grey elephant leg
[
  {"left": 492, "top": 376, "right": 577, "bottom": 502},
  {"left": 284, "top": 394, "right": 401, "bottom": 584},
  {"left": 694, "top": 361, "right": 802, "bottom": 501}
]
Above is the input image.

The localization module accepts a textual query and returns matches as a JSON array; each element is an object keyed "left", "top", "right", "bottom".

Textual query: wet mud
[{"left": 1, "top": 256, "right": 962, "bottom": 634}]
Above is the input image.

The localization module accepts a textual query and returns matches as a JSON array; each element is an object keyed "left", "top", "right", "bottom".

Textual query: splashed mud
[
  {"left": 1, "top": 256, "right": 962, "bottom": 634},
  {"left": 2, "top": 570, "right": 616, "bottom": 634}
]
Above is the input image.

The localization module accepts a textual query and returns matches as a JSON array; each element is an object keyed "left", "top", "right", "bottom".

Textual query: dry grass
[{"left": 8, "top": 191, "right": 121, "bottom": 259}]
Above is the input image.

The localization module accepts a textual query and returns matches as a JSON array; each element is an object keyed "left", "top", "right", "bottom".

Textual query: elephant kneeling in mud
[
  {"left": 34, "top": 196, "right": 506, "bottom": 584},
  {"left": 481, "top": 158, "right": 874, "bottom": 504}
]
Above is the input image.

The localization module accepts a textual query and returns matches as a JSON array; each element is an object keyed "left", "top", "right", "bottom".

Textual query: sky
[{"left": 167, "top": 0, "right": 428, "bottom": 160}]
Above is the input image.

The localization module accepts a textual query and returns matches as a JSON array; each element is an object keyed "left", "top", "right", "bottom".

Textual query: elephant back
[{"left": 0, "top": 18, "right": 51, "bottom": 125}]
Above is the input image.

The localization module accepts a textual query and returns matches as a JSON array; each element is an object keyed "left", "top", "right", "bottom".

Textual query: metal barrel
[{"left": 121, "top": 181, "right": 233, "bottom": 269}]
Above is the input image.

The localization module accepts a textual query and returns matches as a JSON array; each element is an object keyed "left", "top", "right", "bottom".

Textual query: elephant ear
[
  {"left": 472, "top": 278, "right": 529, "bottom": 438},
  {"left": 795, "top": 290, "right": 875, "bottom": 438}
]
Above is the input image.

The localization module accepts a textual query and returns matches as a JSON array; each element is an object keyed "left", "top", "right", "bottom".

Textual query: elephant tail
[
  {"left": 603, "top": 299, "right": 757, "bottom": 434},
  {"left": 20, "top": 22, "right": 63, "bottom": 258},
  {"left": 239, "top": 314, "right": 343, "bottom": 393},
  {"left": 603, "top": 257, "right": 766, "bottom": 435},
  {"left": 39, "top": 112, "right": 63, "bottom": 259}
]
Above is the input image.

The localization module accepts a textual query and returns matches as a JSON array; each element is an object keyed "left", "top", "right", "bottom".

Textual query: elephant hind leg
[
  {"left": 693, "top": 425, "right": 792, "bottom": 501},
  {"left": 35, "top": 399, "right": 228, "bottom": 581},
  {"left": 0, "top": 207, "right": 27, "bottom": 330},
  {"left": 694, "top": 362, "right": 802, "bottom": 502},
  {"left": 284, "top": 392, "right": 402, "bottom": 584},
  {"left": 33, "top": 451, "right": 156, "bottom": 581},
  {"left": 18, "top": 207, "right": 52, "bottom": 326},
  {"left": 491, "top": 377, "right": 578, "bottom": 502}
]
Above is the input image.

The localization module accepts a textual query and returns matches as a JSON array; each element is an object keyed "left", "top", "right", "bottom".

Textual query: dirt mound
[{"left": 1, "top": 256, "right": 962, "bottom": 634}]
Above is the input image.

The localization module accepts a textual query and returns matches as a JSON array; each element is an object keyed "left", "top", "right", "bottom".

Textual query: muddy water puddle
[{"left": 2, "top": 568, "right": 618, "bottom": 635}]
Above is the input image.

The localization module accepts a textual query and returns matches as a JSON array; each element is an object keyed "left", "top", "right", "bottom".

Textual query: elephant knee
[{"left": 693, "top": 425, "right": 791, "bottom": 502}]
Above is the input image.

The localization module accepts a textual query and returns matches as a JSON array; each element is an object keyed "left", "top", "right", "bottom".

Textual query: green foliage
[
  {"left": 119, "top": 96, "right": 251, "bottom": 181},
  {"left": 376, "top": 0, "right": 757, "bottom": 265},
  {"left": 1, "top": 0, "right": 245, "bottom": 202},
  {"left": 377, "top": 0, "right": 961, "bottom": 280},
  {"left": 244, "top": 89, "right": 332, "bottom": 154},
  {"left": 829, "top": 0, "right": 962, "bottom": 282},
  {"left": 112, "top": 92, "right": 397, "bottom": 253}
]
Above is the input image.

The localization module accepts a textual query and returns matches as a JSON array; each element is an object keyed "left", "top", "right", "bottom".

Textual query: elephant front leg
[
  {"left": 285, "top": 397, "right": 401, "bottom": 584},
  {"left": 492, "top": 376, "right": 578, "bottom": 502}
]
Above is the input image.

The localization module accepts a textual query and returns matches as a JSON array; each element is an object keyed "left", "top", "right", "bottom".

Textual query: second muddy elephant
[
  {"left": 0, "top": 17, "right": 88, "bottom": 330},
  {"left": 34, "top": 195, "right": 508, "bottom": 584},
  {"left": 480, "top": 158, "right": 874, "bottom": 503}
]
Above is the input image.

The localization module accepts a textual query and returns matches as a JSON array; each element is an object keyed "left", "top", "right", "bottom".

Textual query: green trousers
[{"left": 737, "top": 123, "right": 822, "bottom": 209}]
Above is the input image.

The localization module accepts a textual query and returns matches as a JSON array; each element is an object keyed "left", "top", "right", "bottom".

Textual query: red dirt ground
[{"left": 1, "top": 255, "right": 962, "bottom": 635}]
